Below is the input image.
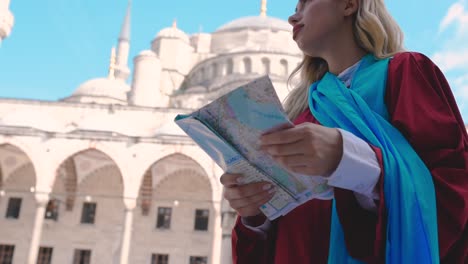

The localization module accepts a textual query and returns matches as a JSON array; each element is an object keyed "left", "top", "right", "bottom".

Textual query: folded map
[{"left": 174, "top": 76, "right": 333, "bottom": 220}]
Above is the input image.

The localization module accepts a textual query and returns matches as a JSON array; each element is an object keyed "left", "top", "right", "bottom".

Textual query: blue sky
[{"left": 1, "top": 0, "right": 467, "bottom": 122}]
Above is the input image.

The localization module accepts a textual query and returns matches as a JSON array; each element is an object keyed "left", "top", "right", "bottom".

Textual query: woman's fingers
[
  {"left": 260, "top": 126, "right": 305, "bottom": 145},
  {"left": 236, "top": 194, "right": 274, "bottom": 217},
  {"left": 272, "top": 154, "right": 315, "bottom": 167},
  {"left": 220, "top": 175, "right": 277, "bottom": 217},
  {"left": 224, "top": 181, "right": 274, "bottom": 200},
  {"left": 220, "top": 173, "right": 244, "bottom": 188},
  {"left": 262, "top": 140, "right": 308, "bottom": 156},
  {"left": 227, "top": 185, "right": 276, "bottom": 209}
]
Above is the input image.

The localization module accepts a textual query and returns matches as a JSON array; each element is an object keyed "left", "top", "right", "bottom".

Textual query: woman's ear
[{"left": 343, "top": 0, "right": 359, "bottom": 16}]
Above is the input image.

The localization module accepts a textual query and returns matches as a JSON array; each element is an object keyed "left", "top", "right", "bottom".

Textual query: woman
[{"left": 220, "top": 0, "right": 468, "bottom": 263}]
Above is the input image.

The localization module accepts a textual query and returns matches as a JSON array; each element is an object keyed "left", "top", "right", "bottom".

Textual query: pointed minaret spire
[
  {"left": 172, "top": 19, "right": 177, "bottom": 29},
  {"left": 114, "top": 0, "right": 131, "bottom": 81},
  {"left": 260, "top": 0, "right": 267, "bottom": 17},
  {"left": 119, "top": 0, "right": 131, "bottom": 42}
]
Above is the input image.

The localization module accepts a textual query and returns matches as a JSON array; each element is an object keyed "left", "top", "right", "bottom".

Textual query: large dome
[
  {"left": 216, "top": 16, "right": 291, "bottom": 33},
  {"left": 65, "top": 78, "right": 131, "bottom": 104}
]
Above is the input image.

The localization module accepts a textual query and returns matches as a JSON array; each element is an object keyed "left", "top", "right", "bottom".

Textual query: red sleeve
[
  {"left": 386, "top": 52, "right": 468, "bottom": 263},
  {"left": 231, "top": 215, "right": 276, "bottom": 264},
  {"left": 334, "top": 52, "right": 468, "bottom": 263}
]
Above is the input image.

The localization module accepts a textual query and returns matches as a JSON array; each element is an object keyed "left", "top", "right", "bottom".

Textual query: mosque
[
  {"left": 0, "top": 0, "right": 302, "bottom": 263},
  {"left": 2, "top": 1, "right": 466, "bottom": 263}
]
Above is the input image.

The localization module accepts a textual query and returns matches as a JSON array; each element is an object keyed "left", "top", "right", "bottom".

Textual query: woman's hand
[
  {"left": 260, "top": 123, "right": 343, "bottom": 177},
  {"left": 220, "top": 173, "right": 276, "bottom": 217}
]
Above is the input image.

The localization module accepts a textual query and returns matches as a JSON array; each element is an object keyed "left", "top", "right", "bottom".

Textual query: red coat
[{"left": 231, "top": 52, "right": 468, "bottom": 264}]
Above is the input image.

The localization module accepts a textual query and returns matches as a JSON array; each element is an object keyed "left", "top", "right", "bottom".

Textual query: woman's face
[{"left": 288, "top": 0, "right": 351, "bottom": 56}]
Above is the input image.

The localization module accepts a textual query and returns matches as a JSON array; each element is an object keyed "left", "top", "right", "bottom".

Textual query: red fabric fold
[{"left": 231, "top": 52, "right": 468, "bottom": 263}]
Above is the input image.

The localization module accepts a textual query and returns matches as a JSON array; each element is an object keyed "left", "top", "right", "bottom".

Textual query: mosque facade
[{"left": 0, "top": 1, "right": 303, "bottom": 263}]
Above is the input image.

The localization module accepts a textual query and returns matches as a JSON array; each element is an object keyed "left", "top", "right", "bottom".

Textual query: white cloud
[
  {"left": 454, "top": 74, "right": 468, "bottom": 86},
  {"left": 439, "top": 0, "right": 468, "bottom": 34},
  {"left": 453, "top": 78, "right": 468, "bottom": 121},
  {"left": 444, "top": 73, "right": 468, "bottom": 122},
  {"left": 439, "top": 2, "right": 466, "bottom": 32},
  {"left": 433, "top": 50, "right": 468, "bottom": 72},
  {"left": 433, "top": 0, "right": 468, "bottom": 122}
]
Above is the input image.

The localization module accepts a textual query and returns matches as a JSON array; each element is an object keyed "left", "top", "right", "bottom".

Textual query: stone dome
[
  {"left": 216, "top": 16, "right": 291, "bottom": 33},
  {"left": 67, "top": 78, "right": 131, "bottom": 103},
  {"left": 155, "top": 27, "right": 190, "bottom": 43}
]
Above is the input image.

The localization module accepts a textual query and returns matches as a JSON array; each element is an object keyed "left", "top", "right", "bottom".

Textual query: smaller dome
[
  {"left": 70, "top": 78, "right": 131, "bottom": 103},
  {"left": 155, "top": 27, "right": 189, "bottom": 43}
]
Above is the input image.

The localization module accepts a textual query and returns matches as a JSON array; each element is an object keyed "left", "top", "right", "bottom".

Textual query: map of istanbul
[{"left": 175, "top": 76, "right": 333, "bottom": 219}]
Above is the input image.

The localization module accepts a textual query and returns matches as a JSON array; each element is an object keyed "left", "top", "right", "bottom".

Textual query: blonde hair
[{"left": 284, "top": 0, "right": 405, "bottom": 120}]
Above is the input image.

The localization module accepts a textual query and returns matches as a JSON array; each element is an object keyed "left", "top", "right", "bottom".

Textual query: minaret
[
  {"left": 114, "top": 0, "right": 131, "bottom": 81},
  {"left": 108, "top": 47, "right": 116, "bottom": 80},
  {"left": 130, "top": 50, "right": 164, "bottom": 107},
  {"left": 260, "top": 0, "right": 267, "bottom": 17},
  {"left": 0, "top": 0, "right": 14, "bottom": 44}
]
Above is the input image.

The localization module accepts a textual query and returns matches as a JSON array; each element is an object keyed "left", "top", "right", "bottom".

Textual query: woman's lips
[{"left": 293, "top": 25, "right": 304, "bottom": 39}]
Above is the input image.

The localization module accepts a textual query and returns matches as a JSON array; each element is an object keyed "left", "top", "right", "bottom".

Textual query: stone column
[
  {"left": 211, "top": 202, "right": 222, "bottom": 264},
  {"left": 220, "top": 197, "right": 236, "bottom": 264},
  {"left": 27, "top": 192, "right": 49, "bottom": 264},
  {"left": 119, "top": 197, "right": 136, "bottom": 264}
]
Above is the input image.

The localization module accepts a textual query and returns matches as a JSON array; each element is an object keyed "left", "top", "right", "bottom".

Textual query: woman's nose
[{"left": 288, "top": 13, "right": 299, "bottom": 26}]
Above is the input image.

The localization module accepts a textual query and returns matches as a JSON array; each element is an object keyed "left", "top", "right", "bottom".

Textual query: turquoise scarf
[{"left": 308, "top": 54, "right": 439, "bottom": 263}]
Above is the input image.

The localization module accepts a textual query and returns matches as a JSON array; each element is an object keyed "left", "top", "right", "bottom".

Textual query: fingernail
[
  {"left": 262, "top": 184, "right": 272, "bottom": 190},
  {"left": 236, "top": 177, "right": 245, "bottom": 184},
  {"left": 268, "top": 187, "right": 276, "bottom": 194}
]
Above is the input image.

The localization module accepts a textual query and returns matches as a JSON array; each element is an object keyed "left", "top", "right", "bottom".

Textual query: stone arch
[
  {"left": 280, "top": 59, "right": 289, "bottom": 76},
  {"left": 154, "top": 168, "right": 212, "bottom": 201},
  {"left": 53, "top": 149, "right": 124, "bottom": 212},
  {"left": 135, "top": 146, "right": 221, "bottom": 203},
  {"left": 78, "top": 164, "right": 124, "bottom": 196},
  {"left": 139, "top": 169, "right": 152, "bottom": 215},
  {"left": 54, "top": 158, "right": 77, "bottom": 211},
  {"left": 0, "top": 138, "right": 35, "bottom": 160},
  {"left": 52, "top": 142, "right": 125, "bottom": 178},
  {"left": 137, "top": 153, "right": 211, "bottom": 216},
  {"left": 243, "top": 57, "right": 252, "bottom": 74},
  {"left": 5, "top": 163, "right": 36, "bottom": 191},
  {"left": 0, "top": 143, "right": 36, "bottom": 192},
  {"left": 262, "top": 57, "right": 271, "bottom": 75}
]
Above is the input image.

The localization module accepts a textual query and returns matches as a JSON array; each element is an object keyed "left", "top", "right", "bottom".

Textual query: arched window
[
  {"left": 226, "top": 58, "right": 234, "bottom": 75},
  {"left": 262, "top": 58, "right": 270, "bottom": 75},
  {"left": 280, "top": 59, "right": 289, "bottom": 76},
  {"left": 243, "top": 57, "right": 252, "bottom": 74}
]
